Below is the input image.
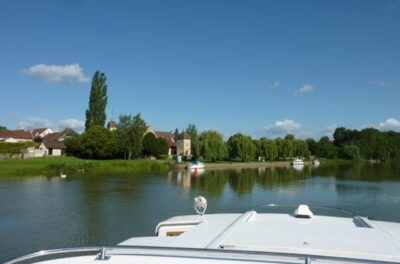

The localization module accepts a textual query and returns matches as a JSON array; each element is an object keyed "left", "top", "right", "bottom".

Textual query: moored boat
[
  {"left": 188, "top": 160, "right": 205, "bottom": 169},
  {"left": 291, "top": 158, "right": 304, "bottom": 166}
]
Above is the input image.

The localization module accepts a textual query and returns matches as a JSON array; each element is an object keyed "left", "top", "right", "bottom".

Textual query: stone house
[
  {"left": 146, "top": 127, "right": 191, "bottom": 157},
  {"left": 39, "top": 128, "right": 78, "bottom": 156}
]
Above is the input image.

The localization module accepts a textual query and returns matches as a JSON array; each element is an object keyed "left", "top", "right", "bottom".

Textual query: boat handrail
[
  {"left": 2, "top": 245, "right": 398, "bottom": 264},
  {"left": 260, "top": 203, "right": 364, "bottom": 217}
]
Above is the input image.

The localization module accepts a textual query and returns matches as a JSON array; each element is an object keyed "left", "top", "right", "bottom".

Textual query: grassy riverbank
[{"left": 0, "top": 157, "right": 171, "bottom": 176}]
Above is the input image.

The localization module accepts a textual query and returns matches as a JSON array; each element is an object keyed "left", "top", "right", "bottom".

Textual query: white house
[
  {"left": 0, "top": 129, "right": 33, "bottom": 143},
  {"left": 32, "top": 128, "right": 53, "bottom": 139}
]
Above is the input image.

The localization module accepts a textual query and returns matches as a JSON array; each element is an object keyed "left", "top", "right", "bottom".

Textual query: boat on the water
[
  {"left": 188, "top": 160, "right": 205, "bottom": 169},
  {"left": 4, "top": 197, "right": 400, "bottom": 264},
  {"left": 291, "top": 158, "right": 304, "bottom": 166}
]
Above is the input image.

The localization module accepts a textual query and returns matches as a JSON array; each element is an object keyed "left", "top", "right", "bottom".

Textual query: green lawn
[{"left": 0, "top": 157, "right": 172, "bottom": 176}]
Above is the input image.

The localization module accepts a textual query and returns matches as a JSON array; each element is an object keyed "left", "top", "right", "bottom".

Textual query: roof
[
  {"left": 42, "top": 128, "right": 78, "bottom": 149},
  {"left": 155, "top": 131, "right": 176, "bottom": 147},
  {"left": 0, "top": 129, "right": 33, "bottom": 140},
  {"left": 178, "top": 132, "right": 190, "bottom": 140},
  {"left": 120, "top": 212, "right": 400, "bottom": 262},
  {"left": 32, "top": 128, "right": 48, "bottom": 134},
  {"left": 107, "top": 120, "right": 117, "bottom": 128}
]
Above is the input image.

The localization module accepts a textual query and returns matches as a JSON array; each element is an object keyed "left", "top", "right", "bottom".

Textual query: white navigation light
[
  {"left": 194, "top": 196, "right": 207, "bottom": 215},
  {"left": 294, "top": 204, "right": 313, "bottom": 218}
]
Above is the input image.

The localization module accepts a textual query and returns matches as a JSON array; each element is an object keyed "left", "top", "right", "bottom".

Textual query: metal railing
[{"left": 2, "top": 245, "right": 399, "bottom": 264}]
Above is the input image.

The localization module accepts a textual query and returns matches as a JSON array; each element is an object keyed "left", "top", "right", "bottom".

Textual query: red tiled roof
[
  {"left": 155, "top": 131, "right": 176, "bottom": 147},
  {"left": 0, "top": 129, "right": 33, "bottom": 140},
  {"left": 178, "top": 132, "right": 190, "bottom": 140},
  {"left": 42, "top": 128, "right": 78, "bottom": 149}
]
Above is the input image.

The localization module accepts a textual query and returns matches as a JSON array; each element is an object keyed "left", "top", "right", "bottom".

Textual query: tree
[
  {"left": 186, "top": 124, "right": 200, "bottom": 158},
  {"left": 293, "top": 139, "right": 309, "bottom": 158},
  {"left": 79, "top": 126, "right": 118, "bottom": 159},
  {"left": 85, "top": 71, "right": 108, "bottom": 130},
  {"left": 257, "top": 138, "right": 278, "bottom": 161},
  {"left": 316, "top": 136, "right": 338, "bottom": 158},
  {"left": 227, "top": 133, "right": 256, "bottom": 161},
  {"left": 174, "top": 128, "right": 179, "bottom": 142},
  {"left": 64, "top": 135, "right": 82, "bottom": 156},
  {"left": 142, "top": 133, "right": 168, "bottom": 158},
  {"left": 305, "top": 138, "right": 317, "bottom": 156},
  {"left": 342, "top": 144, "right": 361, "bottom": 161},
  {"left": 116, "top": 114, "right": 147, "bottom": 159},
  {"left": 198, "top": 130, "right": 227, "bottom": 161},
  {"left": 0, "top": 126, "right": 6, "bottom": 130}
]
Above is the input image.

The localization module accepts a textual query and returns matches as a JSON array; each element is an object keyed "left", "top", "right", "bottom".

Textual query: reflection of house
[
  {"left": 0, "top": 129, "right": 33, "bottom": 143},
  {"left": 32, "top": 128, "right": 53, "bottom": 140},
  {"left": 146, "top": 128, "right": 191, "bottom": 157},
  {"left": 39, "top": 128, "right": 78, "bottom": 156}
]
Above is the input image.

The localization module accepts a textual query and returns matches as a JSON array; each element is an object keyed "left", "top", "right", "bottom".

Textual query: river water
[{"left": 0, "top": 162, "right": 400, "bottom": 262}]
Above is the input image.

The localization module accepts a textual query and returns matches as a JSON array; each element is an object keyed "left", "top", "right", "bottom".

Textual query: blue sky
[{"left": 1, "top": 0, "right": 399, "bottom": 139}]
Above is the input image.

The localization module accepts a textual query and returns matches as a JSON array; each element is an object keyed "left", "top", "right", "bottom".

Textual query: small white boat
[
  {"left": 189, "top": 160, "right": 205, "bottom": 169},
  {"left": 291, "top": 158, "right": 304, "bottom": 166},
  {"left": 313, "top": 159, "right": 320, "bottom": 166},
  {"left": 5, "top": 198, "right": 400, "bottom": 264}
]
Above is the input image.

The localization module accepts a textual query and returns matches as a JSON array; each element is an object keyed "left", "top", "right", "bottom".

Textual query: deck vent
[{"left": 294, "top": 205, "right": 313, "bottom": 218}]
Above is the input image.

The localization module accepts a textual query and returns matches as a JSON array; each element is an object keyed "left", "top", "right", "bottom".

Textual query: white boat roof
[
  {"left": 6, "top": 210, "right": 400, "bottom": 264},
  {"left": 120, "top": 211, "right": 400, "bottom": 262}
]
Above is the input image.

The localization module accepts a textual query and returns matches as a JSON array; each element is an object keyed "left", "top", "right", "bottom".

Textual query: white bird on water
[
  {"left": 60, "top": 173, "right": 67, "bottom": 179},
  {"left": 194, "top": 196, "right": 207, "bottom": 215}
]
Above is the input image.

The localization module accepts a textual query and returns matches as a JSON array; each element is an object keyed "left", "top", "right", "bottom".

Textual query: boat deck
[{"left": 120, "top": 211, "right": 400, "bottom": 262}]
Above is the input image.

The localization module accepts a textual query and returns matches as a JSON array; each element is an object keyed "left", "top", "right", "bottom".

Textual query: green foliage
[
  {"left": 79, "top": 126, "right": 119, "bottom": 159},
  {"left": 0, "top": 141, "right": 38, "bottom": 154},
  {"left": 143, "top": 133, "right": 169, "bottom": 158},
  {"left": 305, "top": 138, "right": 317, "bottom": 155},
  {"left": 85, "top": 71, "right": 108, "bottom": 130},
  {"left": 227, "top": 133, "right": 256, "bottom": 161},
  {"left": 0, "top": 156, "right": 170, "bottom": 176},
  {"left": 294, "top": 139, "right": 309, "bottom": 158},
  {"left": 315, "top": 136, "right": 338, "bottom": 159},
  {"left": 331, "top": 127, "right": 400, "bottom": 161},
  {"left": 257, "top": 138, "right": 278, "bottom": 161},
  {"left": 64, "top": 135, "right": 81, "bottom": 156},
  {"left": 186, "top": 124, "right": 200, "bottom": 158},
  {"left": 117, "top": 113, "right": 147, "bottom": 159},
  {"left": 342, "top": 144, "right": 361, "bottom": 161},
  {"left": 198, "top": 130, "right": 227, "bottom": 161},
  {"left": 0, "top": 126, "right": 6, "bottom": 130}
]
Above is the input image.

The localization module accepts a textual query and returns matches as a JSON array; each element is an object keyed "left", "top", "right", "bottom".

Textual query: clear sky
[{"left": 1, "top": 0, "right": 399, "bottom": 139}]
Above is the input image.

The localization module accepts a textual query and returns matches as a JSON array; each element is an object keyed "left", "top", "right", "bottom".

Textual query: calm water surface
[{"left": 1, "top": 163, "right": 400, "bottom": 261}]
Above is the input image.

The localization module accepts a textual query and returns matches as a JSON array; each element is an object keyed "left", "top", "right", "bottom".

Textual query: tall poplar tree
[{"left": 85, "top": 71, "right": 108, "bottom": 130}]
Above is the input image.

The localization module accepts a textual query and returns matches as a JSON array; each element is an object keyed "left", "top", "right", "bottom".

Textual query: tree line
[{"left": 65, "top": 71, "right": 400, "bottom": 162}]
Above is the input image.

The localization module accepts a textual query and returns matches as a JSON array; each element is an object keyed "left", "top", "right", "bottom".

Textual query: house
[
  {"left": 146, "top": 128, "right": 191, "bottom": 157},
  {"left": 0, "top": 129, "right": 33, "bottom": 143},
  {"left": 39, "top": 128, "right": 78, "bottom": 156},
  {"left": 107, "top": 120, "right": 117, "bottom": 131},
  {"left": 32, "top": 128, "right": 53, "bottom": 140}
]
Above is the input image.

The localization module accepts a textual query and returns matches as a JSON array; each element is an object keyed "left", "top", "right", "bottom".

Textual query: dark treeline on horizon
[{"left": 187, "top": 126, "right": 400, "bottom": 162}]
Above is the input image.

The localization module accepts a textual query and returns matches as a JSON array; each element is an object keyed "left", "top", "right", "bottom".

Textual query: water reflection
[
  {"left": 168, "top": 166, "right": 312, "bottom": 196},
  {"left": 1, "top": 163, "right": 400, "bottom": 262}
]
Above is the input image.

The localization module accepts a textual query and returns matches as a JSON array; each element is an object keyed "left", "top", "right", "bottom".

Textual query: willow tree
[
  {"left": 85, "top": 71, "right": 108, "bottom": 130},
  {"left": 198, "top": 130, "right": 227, "bottom": 161},
  {"left": 227, "top": 133, "right": 256, "bottom": 161}
]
